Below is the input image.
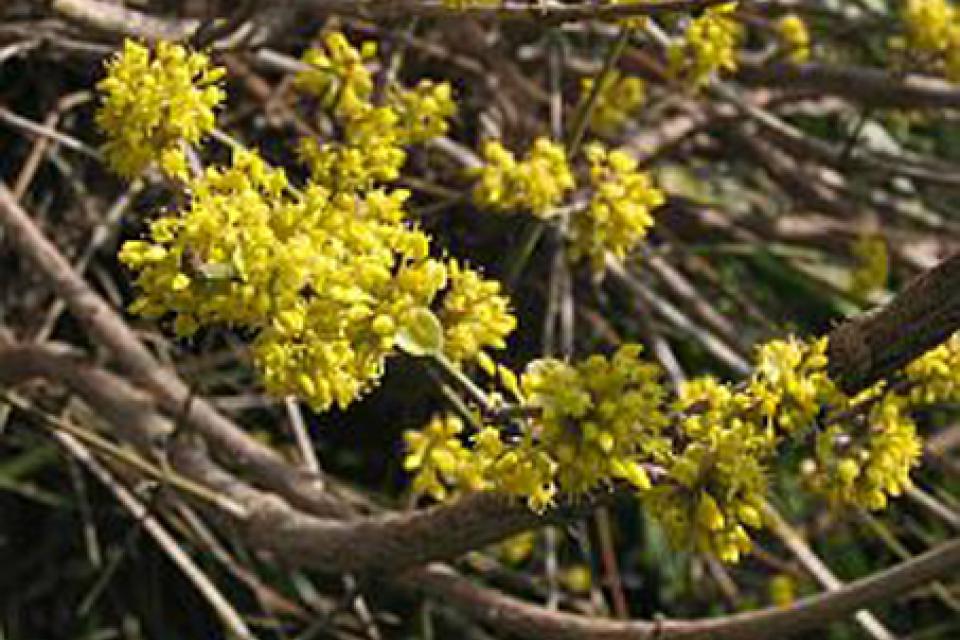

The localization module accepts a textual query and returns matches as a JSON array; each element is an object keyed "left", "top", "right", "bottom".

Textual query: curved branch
[
  {"left": 0, "top": 343, "right": 560, "bottom": 574},
  {"left": 0, "top": 182, "right": 351, "bottom": 519},
  {"left": 52, "top": 0, "right": 196, "bottom": 41},
  {"left": 403, "top": 536, "right": 960, "bottom": 639},
  {"left": 737, "top": 61, "right": 960, "bottom": 110},
  {"left": 0, "top": 341, "right": 170, "bottom": 451},
  {"left": 10, "top": 340, "right": 951, "bottom": 639}
]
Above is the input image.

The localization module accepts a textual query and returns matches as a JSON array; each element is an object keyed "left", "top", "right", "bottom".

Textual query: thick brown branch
[
  {"left": 173, "top": 441, "right": 561, "bottom": 574},
  {"left": 0, "top": 342, "right": 170, "bottom": 451},
  {"left": 0, "top": 343, "right": 557, "bottom": 574},
  {"left": 827, "top": 251, "right": 960, "bottom": 394},
  {"left": 9, "top": 341, "right": 953, "bottom": 639}
]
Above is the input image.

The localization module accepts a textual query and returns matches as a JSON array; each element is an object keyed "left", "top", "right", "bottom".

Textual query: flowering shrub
[{"left": 98, "top": 17, "right": 952, "bottom": 566}]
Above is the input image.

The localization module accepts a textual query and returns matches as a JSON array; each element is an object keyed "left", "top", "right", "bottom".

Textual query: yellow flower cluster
[
  {"left": 582, "top": 71, "right": 646, "bottom": 137},
  {"left": 391, "top": 80, "right": 458, "bottom": 144},
  {"left": 404, "top": 414, "right": 487, "bottom": 501},
  {"left": 749, "top": 336, "right": 835, "bottom": 434},
  {"left": 571, "top": 143, "right": 665, "bottom": 270},
  {"left": 406, "top": 345, "right": 670, "bottom": 512},
  {"left": 653, "top": 338, "right": 834, "bottom": 562},
  {"left": 807, "top": 334, "right": 960, "bottom": 509},
  {"left": 406, "top": 415, "right": 560, "bottom": 512},
  {"left": 96, "top": 40, "right": 225, "bottom": 180},
  {"left": 848, "top": 234, "right": 889, "bottom": 301},
  {"left": 901, "top": 0, "right": 960, "bottom": 81},
  {"left": 808, "top": 332, "right": 960, "bottom": 507},
  {"left": 802, "top": 335, "right": 960, "bottom": 510},
  {"left": 107, "top": 34, "right": 510, "bottom": 412},
  {"left": 406, "top": 330, "right": 943, "bottom": 561},
  {"left": 668, "top": 2, "right": 743, "bottom": 87},
  {"left": 440, "top": 260, "right": 517, "bottom": 368},
  {"left": 776, "top": 13, "right": 811, "bottom": 63},
  {"left": 296, "top": 34, "right": 457, "bottom": 193},
  {"left": 295, "top": 32, "right": 377, "bottom": 118},
  {"left": 297, "top": 106, "right": 407, "bottom": 193},
  {"left": 120, "top": 147, "right": 448, "bottom": 410},
  {"left": 405, "top": 338, "right": 835, "bottom": 561},
  {"left": 904, "top": 332, "right": 960, "bottom": 405},
  {"left": 810, "top": 396, "right": 921, "bottom": 510},
  {"left": 520, "top": 345, "right": 670, "bottom": 496},
  {"left": 471, "top": 138, "right": 575, "bottom": 218}
]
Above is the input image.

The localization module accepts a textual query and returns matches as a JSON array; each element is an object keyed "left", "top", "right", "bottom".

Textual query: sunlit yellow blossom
[
  {"left": 472, "top": 138, "right": 575, "bottom": 217},
  {"left": 659, "top": 336, "right": 835, "bottom": 561},
  {"left": 776, "top": 14, "right": 811, "bottom": 63},
  {"left": 392, "top": 80, "right": 457, "bottom": 143},
  {"left": 298, "top": 104, "right": 407, "bottom": 193},
  {"left": 900, "top": 0, "right": 960, "bottom": 82},
  {"left": 296, "top": 36, "right": 456, "bottom": 195},
  {"left": 809, "top": 395, "right": 921, "bottom": 510},
  {"left": 749, "top": 336, "right": 835, "bottom": 434},
  {"left": 521, "top": 345, "right": 669, "bottom": 496},
  {"left": 801, "top": 335, "right": 960, "bottom": 510},
  {"left": 662, "top": 380, "right": 771, "bottom": 562},
  {"left": 96, "top": 40, "right": 225, "bottom": 180},
  {"left": 905, "top": 332, "right": 960, "bottom": 405},
  {"left": 572, "top": 143, "right": 665, "bottom": 270},
  {"left": 404, "top": 415, "right": 488, "bottom": 500},
  {"left": 440, "top": 261, "right": 517, "bottom": 366},
  {"left": 582, "top": 71, "right": 645, "bottom": 137},
  {"left": 114, "top": 32, "right": 466, "bottom": 412},
  {"left": 668, "top": 2, "right": 743, "bottom": 87},
  {"left": 296, "top": 32, "right": 377, "bottom": 118},
  {"left": 120, "top": 145, "right": 448, "bottom": 411}
]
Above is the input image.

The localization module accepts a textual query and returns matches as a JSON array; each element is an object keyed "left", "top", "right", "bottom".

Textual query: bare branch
[
  {"left": 0, "top": 181, "right": 351, "bottom": 519},
  {"left": 737, "top": 61, "right": 960, "bottom": 110},
  {"left": 402, "top": 537, "right": 960, "bottom": 639}
]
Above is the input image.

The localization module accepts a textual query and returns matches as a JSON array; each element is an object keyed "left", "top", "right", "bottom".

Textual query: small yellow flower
[
  {"left": 668, "top": 2, "right": 743, "bottom": 87},
  {"left": 96, "top": 39, "right": 225, "bottom": 180},
  {"left": 900, "top": 0, "right": 960, "bottom": 82},
  {"left": 776, "top": 14, "right": 811, "bottom": 63},
  {"left": 296, "top": 31, "right": 377, "bottom": 119},
  {"left": 472, "top": 138, "right": 575, "bottom": 217},
  {"left": 571, "top": 143, "right": 665, "bottom": 270},
  {"left": 440, "top": 261, "right": 517, "bottom": 365},
  {"left": 582, "top": 71, "right": 646, "bottom": 137}
]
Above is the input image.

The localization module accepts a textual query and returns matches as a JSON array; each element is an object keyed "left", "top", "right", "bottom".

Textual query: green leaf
[{"left": 396, "top": 307, "right": 444, "bottom": 357}]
